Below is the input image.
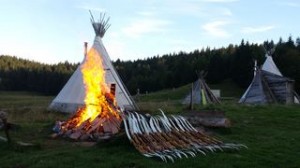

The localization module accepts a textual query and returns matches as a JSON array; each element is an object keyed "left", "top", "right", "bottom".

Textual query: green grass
[
  {"left": 136, "top": 85, "right": 190, "bottom": 102},
  {"left": 209, "top": 79, "right": 245, "bottom": 98},
  {"left": 1, "top": 91, "right": 300, "bottom": 168}
]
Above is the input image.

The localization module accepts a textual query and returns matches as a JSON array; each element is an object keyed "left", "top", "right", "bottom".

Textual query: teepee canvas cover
[
  {"left": 49, "top": 13, "right": 137, "bottom": 113},
  {"left": 262, "top": 55, "right": 282, "bottom": 76},
  {"left": 182, "top": 75, "right": 220, "bottom": 106},
  {"left": 239, "top": 54, "right": 299, "bottom": 104}
]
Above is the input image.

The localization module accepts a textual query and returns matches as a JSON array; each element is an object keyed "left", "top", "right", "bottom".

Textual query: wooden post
[
  {"left": 136, "top": 88, "right": 140, "bottom": 102},
  {"left": 110, "top": 83, "right": 116, "bottom": 96},
  {"left": 286, "top": 81, "right": 294, "bottom": 104},
  {"left": 109, "top": 83, "right": 116, "bottom": 105},
  {"left": 84, "top": 42, "right": 88, "bottom": 58},
  {"left": 189, "top": 83, "right": 194, "bottom": 110},
  {"left": 3, "top": 119, "right": 11, "bottom": 143},
  {"left": 0, "top": 111, "right": 11, "bottom": 143}
]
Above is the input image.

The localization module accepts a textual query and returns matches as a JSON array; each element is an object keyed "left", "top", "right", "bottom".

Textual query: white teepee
[{"left": 48, "top": 13, "right": 137, "bottom": 113}]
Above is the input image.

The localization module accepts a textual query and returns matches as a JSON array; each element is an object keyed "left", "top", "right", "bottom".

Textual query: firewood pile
[
  {"left": 53, "top": 106, "right": 121, "bottom": 141},
  {"left": 121, "top": 110, "right": 246, "bottom": 162}
]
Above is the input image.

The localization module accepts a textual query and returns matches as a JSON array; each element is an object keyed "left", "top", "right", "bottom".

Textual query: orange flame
[
  {"left": 62, "top": 47, "right": 121, "bottom": 130},
  {"left": 78, "top": 48, "right": 108, "bottom": 124}
]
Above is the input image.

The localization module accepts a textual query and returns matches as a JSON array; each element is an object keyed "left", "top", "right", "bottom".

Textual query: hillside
[{"left": 1, "top": 36, "right": 300, "bottom": 95}]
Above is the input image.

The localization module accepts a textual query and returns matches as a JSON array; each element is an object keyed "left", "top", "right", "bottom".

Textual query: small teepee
[
  {"left": 261, "top": 54, "right": 282, "bottom": 76},
  {"left": 239, "top": 52, "right": 299, "bottom": 104},
  {"left": 182, "top": 72, "right": 221, "bottom": 107},
  {"left": 48, "top": 12, "right": 137, "bottom": 113}
]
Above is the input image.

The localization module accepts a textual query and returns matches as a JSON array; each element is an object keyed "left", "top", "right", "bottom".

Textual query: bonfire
[{"left": 53, "top": 48, "right": 121, "bottom": 141}]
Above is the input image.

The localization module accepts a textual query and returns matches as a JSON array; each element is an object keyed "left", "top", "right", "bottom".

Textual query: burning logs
[
  {"left": 121, "top": 110, "right": 246, "bottom": 162},
  {"left": 52, "top": 43, "right": 123, "bottom": 141},
  {"left": 53, "top": 106, "right": 122, "bottom": 141}
]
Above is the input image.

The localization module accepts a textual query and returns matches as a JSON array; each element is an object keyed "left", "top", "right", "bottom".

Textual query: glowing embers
[{"left": 53, "top": 48, "right": 121, "bottom": 141}]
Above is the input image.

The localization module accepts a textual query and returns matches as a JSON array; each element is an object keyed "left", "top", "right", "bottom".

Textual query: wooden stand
[{"left": 0, "top": 111, "right": 11, "bottom": 143}]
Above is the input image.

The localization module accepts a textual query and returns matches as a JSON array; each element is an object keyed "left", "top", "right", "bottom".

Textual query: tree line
[
  {"left": 1, "top": 36, "right": 300, "bottom": 95},
  {"left": 0, "top": 57, "right": 78, "bottom": 95}
]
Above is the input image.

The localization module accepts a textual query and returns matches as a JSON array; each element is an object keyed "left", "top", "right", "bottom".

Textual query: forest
[{"left": 0, "top": 36, "right": 300, "bottom": 95}]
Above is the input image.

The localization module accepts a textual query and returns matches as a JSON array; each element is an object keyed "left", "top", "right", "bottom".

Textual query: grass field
[{"left": 0, "top": 89, "right": 300, "bottom": 168}]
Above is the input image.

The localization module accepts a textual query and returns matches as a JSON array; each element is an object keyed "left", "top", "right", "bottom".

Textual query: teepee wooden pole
[{"left": 84, "top": 42, "right": 88, "bottom": 58}]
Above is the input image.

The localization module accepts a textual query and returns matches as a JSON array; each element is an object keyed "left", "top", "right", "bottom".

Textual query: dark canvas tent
[
  {"left": 182, "top": 75, "right": 221, "bottom": 106},
  {"left": 239, "top": 54, "right": 299, "bottom": 104}
]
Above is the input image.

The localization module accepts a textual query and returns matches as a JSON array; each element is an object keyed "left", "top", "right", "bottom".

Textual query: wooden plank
[
  {"left": 69, "top": 131, "right": 82, "bottom": 140},
  {"left": 87, "top": 118, "right": 106, "bottom": 134},
  {"left": 109, "top": 121, "right": 119, "bottom": 134},
  {"left": 182, "top": 111, "right": 231, "bottom": 128},
  {"left": 102, "top": 121, "right": 111, "bottom": 133},
  {"left": 77, "top": 120, "right": 91, "bottom": 130},
  {"left": 79, "top": 134, "right": 90, "bottom": 141},
  {"left": 107, "top": 116, "right": 121, "bottom": 129}
]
